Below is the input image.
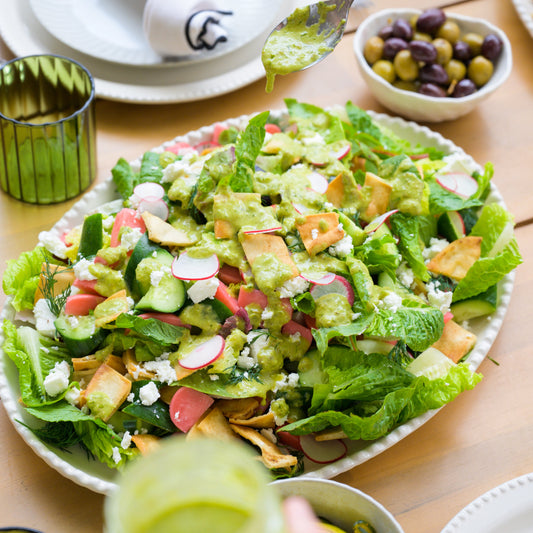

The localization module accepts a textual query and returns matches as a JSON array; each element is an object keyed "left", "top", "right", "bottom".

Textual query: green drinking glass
[{"left": 0, "top": 54, "right": 96, "bottom": 204}]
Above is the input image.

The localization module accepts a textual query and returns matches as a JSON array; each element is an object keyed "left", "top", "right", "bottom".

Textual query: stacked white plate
[{"left": 0, "top": 0, "right": 308, "bottom": 103}]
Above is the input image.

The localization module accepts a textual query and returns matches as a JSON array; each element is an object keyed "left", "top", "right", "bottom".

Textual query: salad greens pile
[{"left": 2, "top": 100, "right": 522, "bottom": 474}]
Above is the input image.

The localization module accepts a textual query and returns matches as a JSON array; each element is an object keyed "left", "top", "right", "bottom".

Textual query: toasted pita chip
[
  {"left": 186, "top": 407, "right": 237, "bottom": 441},
  {"left": 141, "top": 211, "right": 193, "bottom": 247},
  {"left": 432, "top": 320, "right": 477, "bottom": 363},
  {"left": 229, "top": 411, "right": 276, "bottom": 429},
  {"left": 296, "top": 212, "right": 344, "bottom": 256},
  {"left": 240, "top": 233, "right": 299, "bottom": 277},
  {"left": 72, "top": 355, "right": 101, "bottom": 372},
  {"left": 123, "top": 349, "right": 156, "bottom": 381},
  {"left": 363, "top": 172, "right": 392, "bottom": 220},
  {"left": 426, "top": 236, "right": 482, "bottom": 281},
  {"left": 217, "top": 397, "right": 261, "bottom": 420},
  {"left": 230, "top": 424, "right": 298, "bottom": 470},
  {"left": 315, "top": 427, "right": 348, "bottom": 442},
  {"left": 131, "top": 434, "right": 160, "bottom": 455},
  {"left": 34, "top": 264, "right": 75, "bottom": 304}
]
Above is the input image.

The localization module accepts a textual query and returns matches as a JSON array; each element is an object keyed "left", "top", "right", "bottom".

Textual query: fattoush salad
[{"left": 2, "top": 100, "right": 522, "bottom": 475}]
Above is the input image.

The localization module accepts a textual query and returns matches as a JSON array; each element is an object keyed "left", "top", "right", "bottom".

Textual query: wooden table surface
[{"left": 1, "top": 1, "right": 532, "bottom": 531}]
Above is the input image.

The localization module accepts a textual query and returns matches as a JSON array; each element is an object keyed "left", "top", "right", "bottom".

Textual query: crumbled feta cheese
[
  {"left": 126, "top": 296, "right": 135, "bottom": 310},
  {"left": 150, "top": 266, "right": 171, "bottom": 288},
  {"left": 143, "top": 358, "right": 177, "bottom": 385},
  {"left": 102, "top": 215, "right": 115, "bottom": 230},
  {"left": 139, "top": 382, "right": 160, "bottom": 406},
  {"left": 328, "top": 234, "right": 353, "bottom": 257},
  {"left": 260, "top": 428, "right": 277, "bottom": 443},
  {"left": 120, "top": 227, "right": 143, "bottom": 251},
  {"left": 44, "top": 361, "right": 70, "bottom": 397},
  {"left": 311, "top": 228, "right": 319, "bottom": 240},
  {"left": 289, "top": 332, "right": 301, "bottom": 343},
  {"left": 272, "top": 372, "right": 299, "bottom": 393},
  {"left": 237, "top": 345, "right": 256, "bottom": 369},
  {"left": 73, "top": 258, "right": 96, "bottom": 281},
  {"left": 380, "top": 292, "right": 403, "bottom": 313},
  {"left": 423, "top": 237, "right": 449, "bottom": 262},
  {"left": 187, "top": 277, "right": 219, "bottom": 303},
  {"left": 261, "top": 308, "right": 274, "bottom": 321},
  {"left": 120, "top": 431, "right": 132, "bottom": 450},
  {"left": 352, "top": 312, "right": 361, "bottom": 320},
  {"left": 65, "top": 386, "right": 81, "bottom": 406},
  {"left": 301, "top": 132, "right": 325, "bottom": 145},
  {"left": 397, "top": 262, "right": 415, "bottom": 289},
  {"left": 161, "top": 152, "right": 200, "bottom": 183},
  {"left": 209, "top": 374, "right": 220, "bottom": 381},
  {"left": 247, "top": 330, "right": 269, "bottom": 359},
  {"left": 279, "top": 276, "right": 309, "bottom": 298},
  {"left": 461, "top": 320, "right": 470, "bottom": 330},
  {"left": 127, "top": 393, "right": 135, "bottom": 403},
  {"left": 112, "top": 447, "right": 122, "bottom": 464},
  {"left": 38, "top": 231, "right": 69, "bottom": 259},
  {"left": 66, "top": 315, "right": 79, "bottom": 329},
  {"left": 33, "top": 298, "right": 57, "bottom": 338},
  {"left": 426, "top": 281, "right": 453, "bottom": 313}
]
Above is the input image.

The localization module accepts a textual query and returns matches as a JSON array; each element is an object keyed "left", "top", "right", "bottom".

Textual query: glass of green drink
[
  {"left": 104, "top": 437, "right": 286, "bottom": 533},
  {"left": 0, "top": 54, "right": 96, "bottom": 204}
]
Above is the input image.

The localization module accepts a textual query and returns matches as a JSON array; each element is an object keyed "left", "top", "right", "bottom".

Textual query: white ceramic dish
[
  {"left": 273, "top": 478, "right": 404, "bottom": 532},
  {"left": 512, "top": 0, "right": 533, "bottom": 39},
  {"left": 28, "top": 0, "right": 283, "bottom": 68},
  {"left": 441, "top": 472, "right": 533, "bottom": 532},
  {"left": 0, "top": 0, "right": 306, "bottom": 104},
  {"left": 353, "top": 9, "right": 513, "bottom": 122},
  {"left": 0, "top": 109, "right": 515, "bottom": 494}
]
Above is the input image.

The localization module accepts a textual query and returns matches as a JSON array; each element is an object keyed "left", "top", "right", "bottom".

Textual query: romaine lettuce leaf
[
  {"left": 283, "top": 363, "right": 482, "bottom": 440},
  {"left": 470, "top": 202, "right": 514, "bottom": 256},
  {"left": 428, "top": 179, "right": 483, "bottom": 214},
  {"left": 353, "top": 233, "right": 400, "bottom": 278},
  {"left": 312, "top": 315, "right": 373, "bottom": 355},
  {"left": 114, "top": 314, "right": 184, "bottom": 346},
  {"left": 111, "top": 157, "right": 137, "bottom": 200}
]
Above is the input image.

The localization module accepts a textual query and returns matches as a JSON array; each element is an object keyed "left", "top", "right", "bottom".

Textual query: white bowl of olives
[{"left": 353, "top": 8, "right": 512, "bottom": 122}]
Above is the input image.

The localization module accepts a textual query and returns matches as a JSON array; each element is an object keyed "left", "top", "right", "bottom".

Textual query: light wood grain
[{"left": 1, "top": 1, "right": 532, "bottom": 531}]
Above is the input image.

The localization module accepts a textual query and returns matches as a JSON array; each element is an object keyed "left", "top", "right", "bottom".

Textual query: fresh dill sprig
[
  {"left": 226, "top": 364, "right": 263, "bottom": 386},
  {"left": 39, "top": 253, "right": 73, "bottom": 316},
  {"left": 19, "top": 419, "right": 82, "bottom": 452}
]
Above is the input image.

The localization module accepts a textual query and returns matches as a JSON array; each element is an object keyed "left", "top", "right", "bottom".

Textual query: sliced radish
[
  {"left": 436, "top": 172, "right": 478, "bottom": 198},
  {"left": 214, "top": 281, "right": 240, "bottom": 314},
  {"left": 292, "top": 202, "right": 310, "bottom": 215},
  {"left": 277, "top": 431, "right": 302, "bottom": 451},
  {"left": 443, "top": 311, "right": 454, "bottom": 323},
  {"left": 265, "top": 123, "right": 281, "bottom": 134},
  {"left": 171, "top": 252, "right": 219, "bottom": 281},
  {"left": 307, "top": 171, "right": 329, "bottom": 194},
  {"left": 281, "top": 320, "right": 313, "bottom": 348},
  {"left": 73, "top": 278, "right": 100, "bottom": 295},
  {"left": 300, "top": 272, "right": 336, "bottom": 285},
  {"left": 165, "top": 141, "right": 195, "bottom": 155},
  {"left": 137, "top": 198, "right": 169, "bottom": 221},
  {"left": 65, "top": 294, "right": 105, "bottom": 316},
  {"left": 331, "top": 143, "right": 351, "bottom": 160},
  {"left": 169, "top": 387, "right": 214, "bottom": 432},
  {"left": 364, "top": 209, "right": 399, "bottom": 234},
  {"left": 309, "top": 275, "right": 355, "bottom": 306},
  {"left": 299, "top": 434, "right": 347, "bottom": 464},
  {"left": 212, "top": 123, "right": 228, "bottom": 144},
  {"left": 243, "top": 226, "right": 283, "bottom": 235},
  {"left": 110, "top": 208, "right": 145, "bottom": 248},
  {"left": 134, "top": 182, "right": 165, "bottom": 201},
  {"left": 194, "top": 140, "right": 220, "bottom": 153},
  {"left": 138, "top": 312, "right": 190, "bottom": 328},
  {"left": 178, "top": 335, "right": 225, "bottom": 370}
]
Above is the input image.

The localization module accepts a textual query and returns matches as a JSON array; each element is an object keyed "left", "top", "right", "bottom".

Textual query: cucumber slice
[
  {"left": 450, "top": 284, "right": 498, "bottom": 322},
  {"left": 337, "top": 212, "right": 366, "bottom": 246},
  {"left": 55, "top": 314, "right": 108, "bottom": 357},
  {"left": 298, "top": 349, "right": 326, "bottom": 388},
  {"left": 136, "top": 275, "right": 186, "bottom": 314},
  {"left": 77, "top": 213, "right": 103, "bottom": 259},
  {"left": 124, "top": 233, "right": 160, "bottom": 296},
  {"left": 437, "top": 211, "right": 465, "bottom": 242}
]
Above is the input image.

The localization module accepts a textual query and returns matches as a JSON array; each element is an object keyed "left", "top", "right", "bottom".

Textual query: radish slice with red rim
[
  {"left": 307, "top": 171, "right": 328, "bottom": 194},
  {"left": 364, "top": 209, "right": 399, "bottom": 234},
  {"left": 309, "top": 274, "right": 355, "bottom": 306},
  {"left": 171, "top": 252, "right": 220, "bottom": 280},
  {"left": 299, "top": 434, "right": 347, "bottom": 464},
  {"left": 331, "top": 143, "right": 351, "bottom": 160},
  {"left": 177, "top": 335, "right": 225, "bottom": 369},
  {"left": 134, "top": 182, "right": 165, "bottom": 201},
  {"left": 436, "top": 172, "right": 478, "bottom": 198},
  {"left": 300, "top": 272, "right": 336, "bottom": 285},
  {"left": 137, "top": 198, "right": 169, "bottom": 221},
  {"left": 242, "top": 226, "right": 283, "bottom": 235}
]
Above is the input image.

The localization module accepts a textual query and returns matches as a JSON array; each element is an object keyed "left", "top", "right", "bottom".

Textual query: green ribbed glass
[{"left": 0, "top": 54, "right": 96, "bottom": 204}]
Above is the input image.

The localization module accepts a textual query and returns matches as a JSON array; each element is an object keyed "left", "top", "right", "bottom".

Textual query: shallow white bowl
[
  {"left": 273, "top": 478, "right": 404, "bottom": 532},
  {"left": 353, "top": 8, "right": 512, "bottom": 122}
]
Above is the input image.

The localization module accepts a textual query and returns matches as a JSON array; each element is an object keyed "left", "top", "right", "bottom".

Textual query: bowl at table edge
[
  {"left": 352, "top": 8, "right": 512, "bottom": 123},
  {"left": 272, "top": 478, "right": 404, "bottom": 532}
]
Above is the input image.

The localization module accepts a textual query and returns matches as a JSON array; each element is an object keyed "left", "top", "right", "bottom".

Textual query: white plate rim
[
  {"left": 440, "top": 472, "right": 533, "bottom": 532},
  {"left": 0, "top": 109, "right": 515, "bottom": 494},
  {"left": 511, "top": 0, "right": 533, "bottom": 40},
  {"left": 28, "top": 0, "right": 284, "bottom": 68},
  {"left": 0, "top": 0, "right": 305, "bottom": 104}
]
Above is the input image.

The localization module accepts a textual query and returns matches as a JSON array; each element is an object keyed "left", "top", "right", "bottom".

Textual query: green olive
[
  {"left": 467, "top": 55, "right": 494, "bottom": 86},
  {"left": 409, "top": 14, "right": 419, "bottom": 29},
  {"left": 363, "top": 36, "right": 385, "bottom": 65},
  {"left": 436, "top": 20, "right": 461, "bottom": 44},
  {"left": 444, "top": 59, "right": 467, "bottom": 81},
  {"left": 463, "top": 32, "right": 484, "bottom": 56},
  {"left": 392, "top": 79, "right": 419, "bottom": 92},
  {"left": 372, "top": 59, "right": 396, "bottom": 83},
  {"left": 432, "top": 37, "right": 453, "bottom": 65},
  {"left": 393, "top": 49, "right": 419, "bottom": 81},
  {"left": 412, "top": 31, "right": 432, "bottom": 43}
]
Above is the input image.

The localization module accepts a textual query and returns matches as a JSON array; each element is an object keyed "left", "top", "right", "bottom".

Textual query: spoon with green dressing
[{"left": 261, "top": 0, "right": 353, "bottom": 92}]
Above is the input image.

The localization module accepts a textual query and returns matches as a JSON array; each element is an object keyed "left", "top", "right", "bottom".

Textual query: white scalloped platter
[
  {"left": 0, "top": 110, "right": 515, "bottom": 495},
  {"left": 441, "top": 472, "right": 533, "bottom": 532},
  {"left": 512, "top": 0, "right": 533, "bottom": 40}
]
